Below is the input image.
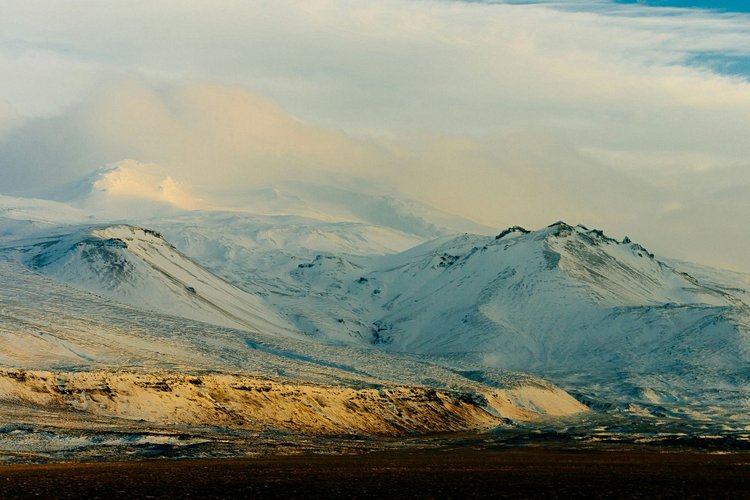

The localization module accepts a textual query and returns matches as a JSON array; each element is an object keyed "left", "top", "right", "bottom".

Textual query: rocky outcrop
[{"left": 0, "top": 369, "right": 586, "bottom": 437}]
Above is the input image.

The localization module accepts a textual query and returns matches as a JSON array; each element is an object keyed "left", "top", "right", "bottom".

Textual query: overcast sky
[{"left": 1, "top": 0, "right": 749, "bottom": 271}]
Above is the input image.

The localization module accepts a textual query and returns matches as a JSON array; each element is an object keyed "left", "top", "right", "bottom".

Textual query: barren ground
[{"left": 1, "top": 448, "right": 749, "bottom": 499}]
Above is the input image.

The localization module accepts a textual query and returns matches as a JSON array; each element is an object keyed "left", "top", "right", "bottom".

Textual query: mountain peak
[
  {"left": 495, "top": 226, "right": 530, "bottom": 240},
  {"left": 56, "top": 160, "right": 204, "bottom": 218},
  {"left": 89, "top": 160, "right": 199, "bottom": 207}
]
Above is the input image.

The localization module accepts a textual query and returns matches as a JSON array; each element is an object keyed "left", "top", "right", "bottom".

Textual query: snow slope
[
  {"left": 1, "top": 180, "right": 749, "bottom": 441},
  {"left": 11, "top": 225, "right": 297, "bottom": 337},
  {"left": 0, "top": 195, "right": 92, "bottom": 244},
  {"left": 152, "top": 219, "right": 747, "bottom": 426},
  {"left": 0, "top": 254, "right": 585, "bottom": 442},
  {"left": 282, "top": 222, "right": 750, "bottom": 425}
]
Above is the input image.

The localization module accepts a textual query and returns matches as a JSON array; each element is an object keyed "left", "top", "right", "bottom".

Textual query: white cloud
[
  {"left": 0, "top": 1, "right": 749, "bottom": 271},
  {"left": 0, "top": 81, "right": 390, "bottom": 195}
]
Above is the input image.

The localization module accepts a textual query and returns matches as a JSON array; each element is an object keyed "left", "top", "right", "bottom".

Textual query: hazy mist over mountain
[{"left": 1, "top": 0, "right": 750, "bottom": 271}]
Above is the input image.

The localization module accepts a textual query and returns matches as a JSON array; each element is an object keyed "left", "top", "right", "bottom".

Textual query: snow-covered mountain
[
  {"left": 14, "top": 225, "right": 297, "bottom": 336},
  {"left": 0, "top": 194, "right": 93, "bottom": 243},
  {"left": 150, "top": 217, "right": 746, "bottom": 426},
  {"left": 334, "top": 222, "right": 750, "bottom": 425},
  {"left": 5, "top": 213, "right": 749, "bottom": 430},
  {"left": 0, "top": 247, "right": 585, "bottom": 454},
  {"left": 48, "top": 160, "right": 204, "bottom": 218},
  {"left": 1, "top": 172, "right": 749, "bottom": 456}
]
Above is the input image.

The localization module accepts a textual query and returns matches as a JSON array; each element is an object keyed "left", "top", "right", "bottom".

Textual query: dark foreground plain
[{"left": 1, "top": 448, "right": 749, "bottom": 499}]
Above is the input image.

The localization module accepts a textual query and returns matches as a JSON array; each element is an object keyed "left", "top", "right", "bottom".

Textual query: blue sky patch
[
  {"left": 613, "top": 1, "right": 750, "bottom": 13},
  {"left": 687, "top": 53, "right": 750, "bottom": 78}
]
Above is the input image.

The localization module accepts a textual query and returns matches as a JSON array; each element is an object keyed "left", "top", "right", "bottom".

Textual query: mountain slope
[
  {"left": 2, "top": 191, "right": 749, "bottom": 439},
  {"left": 188, "top": 221, "right": 748, "bottom": 425},
  {"left": 0, "top": 253, "right": 586, "bottom": 447},
  {"left": 365, "top": 222, "right": 740, "bottom": 358},
  {"left": 13, "top": 225, "right": 297, "bottom": 336}
]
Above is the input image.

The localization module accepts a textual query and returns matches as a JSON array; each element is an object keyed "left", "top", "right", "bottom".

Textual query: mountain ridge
[
  {"left": 0, "top": 190, "right": 749, "bottom": 456},
  {"left": 6, "top": 217, "right": 748, "bottom": 430}
]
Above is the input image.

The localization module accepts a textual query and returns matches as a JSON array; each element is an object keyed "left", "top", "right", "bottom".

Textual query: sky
[
  {"left": 0, "top": 0, "right": 749, "bottom": 271},
  {"left": 615, "top": 1, "right": 750, "bottom": 12}
]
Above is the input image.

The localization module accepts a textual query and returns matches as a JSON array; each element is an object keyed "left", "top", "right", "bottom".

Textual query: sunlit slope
[{"left": 16, "top": 225, "right": 297, "bottom": 336}]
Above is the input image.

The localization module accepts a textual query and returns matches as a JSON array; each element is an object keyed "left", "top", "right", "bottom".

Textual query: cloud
[
  {"left": 0, "top": 81, "right": 388, "bottom": 195},
  {"left": 0, "top": 1, "right": 749, "bottom": 271},
  {"left": 0, "top": 101, "right": 21, "bottom": 135}
]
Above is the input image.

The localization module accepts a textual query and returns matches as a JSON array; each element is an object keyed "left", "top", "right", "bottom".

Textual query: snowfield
[
  {"left": 0, "top": 247, "right": 585, "bottom": 459},
  {"left": 0, "top": 172, "right": 749, "bottom": 458}
]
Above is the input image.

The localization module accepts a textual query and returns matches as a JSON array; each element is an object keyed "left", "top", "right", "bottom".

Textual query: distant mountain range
[{"left": 0, "top": 162, "right": 748, "bottom": 459}]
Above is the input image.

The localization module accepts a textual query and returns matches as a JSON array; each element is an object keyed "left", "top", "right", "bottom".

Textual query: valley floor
[{"left": 1, "top": 448, "right": 749, "bottom": 499}]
